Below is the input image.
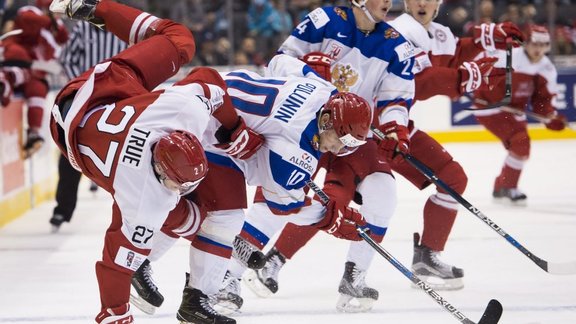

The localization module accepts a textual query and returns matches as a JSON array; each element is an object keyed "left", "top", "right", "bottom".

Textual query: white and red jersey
[
  {"left": 278, "top": 6, "right": 415, "bottom": 128},
  {"left": 388, "top": 13, "right": 485, "bottom": 101},
  {"left": 198, "top": 62, "right": 336, "bottom": 217},
  {"left": 473, "top": 47, "right": 558, "bottom": 116}
]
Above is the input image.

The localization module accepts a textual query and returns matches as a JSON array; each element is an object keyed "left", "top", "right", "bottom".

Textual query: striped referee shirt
[{"left": 59, "top": 21, "right": 127, "bottom": 80}]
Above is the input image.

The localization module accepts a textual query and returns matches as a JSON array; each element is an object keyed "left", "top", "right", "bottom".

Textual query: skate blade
[
  {"left": 129, "top": 292, "right": 157, "bottom": 315},
  {"left": 493, "top": 197, "right": 528, "bottom": 207},
  {"left": 410, "top": 276, "right": 464, "bottom": 291},
  {"left": 213, "top": 301, "right": 241, "bottom": 316},
  {"left": 336, "top": 294, "right": 375, "bottom": 313},
  {"left": 50, "top": 224, "right": 61, "bottom": 234},
  {"left": 243, "top": 270, "right": 274, "bottom": 298},
  {"left": 21, "top": 142, "right": 43, "bottom": 159}
]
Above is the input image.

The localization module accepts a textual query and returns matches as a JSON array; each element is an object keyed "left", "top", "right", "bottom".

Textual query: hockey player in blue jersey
[{"left": 217, "top": 0, "right": 418, "bottom": 314}]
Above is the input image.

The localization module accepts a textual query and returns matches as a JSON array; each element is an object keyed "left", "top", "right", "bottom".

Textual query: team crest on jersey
[
  {"left": 331, "top": 63, "right": 359, "bottom": 92},
  {"left": 384, "top": 28, "right": 400, "bottom": 39},
  {"left": 333, "top": 7, "right": 348, "bottom": 20},
  {"left": 311, "top": 134, "right": 320, "bottom": 151},
  {"left": 435, "top": 29, "right": 447, "bottom": 43}
]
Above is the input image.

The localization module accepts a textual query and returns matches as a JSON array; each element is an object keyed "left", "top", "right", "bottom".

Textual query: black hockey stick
[
  {"left": 306, "top": 180, "right": 503, "bottom": 324},
  {"left": 371, "top": 126, "right": 576, "bottom": 275}
]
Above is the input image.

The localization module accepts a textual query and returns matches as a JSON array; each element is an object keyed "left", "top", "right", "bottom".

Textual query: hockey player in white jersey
[
  {"left": 48, "top": 0, "right": 266, "bottom": 323},
  {"left": 238, "top": 0, "right": 526, "bottom": 312},
  {"left": 216, "top": 0, "right": 417, "bottom": 314},
  {"left": 127, "top": 55, "right": 374, "bottom": 321}
]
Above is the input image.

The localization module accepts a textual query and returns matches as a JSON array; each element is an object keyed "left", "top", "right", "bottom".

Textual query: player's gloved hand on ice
[
  {"left": 315, "top": 200, "right": 366, "bottom": 241},
  {"left": 376, "top": 121, "right": 410, "bottom": 162},
  {"left": 474, "top": 22, "right": 524, "bottom": 51},
  {"left": 215, "top": 116, "right": 264, "bottom": 159},
  {"left": 544, "top": 112, "right": 567, "bottom": 131},
  {"left": 301, "top": 52, "right": 332, "bottom": 81},
  {"left": 459, "top": 57, "right": 499, "bottom": 93}
]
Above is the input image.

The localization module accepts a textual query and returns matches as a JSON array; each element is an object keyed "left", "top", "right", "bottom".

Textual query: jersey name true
[
  {"left": 274, "top": 83, "right": 317, "bottom": 123},
  {"left": 120, "top": 127, "right": 151, "bottom": 168}
]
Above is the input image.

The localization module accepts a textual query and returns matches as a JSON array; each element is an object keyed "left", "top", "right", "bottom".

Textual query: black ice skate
[
  {"left": 49, "top": 213, "right": 66, "bottom": 233},
  {"left": 493, "top": 188, "right": 527, "bottom": 206},
  {"left": 244, "top": 247, "right": 285, "bottom": 298},
  {"left": 130, "top": 259, "right": 164, "bottom": 315},
  {"left": 22, "top": 130, "right": 44, "bottom": 159},
  {"left": 231, "top": 235, "right": 266, "bottom": 269},
  {"left": 212, "top": 271, "right": 243, "bottom": 316},
  {"left": 177, "top": 285, "right": 236, "bottom": 324},
  {"left": 49, "top": 0, "right": 104, "bottom": 27},
  {"left": 412, "top": 232, "right": 464, "bottom": 290},
  {"left": 336, "top": 261, "right": 379, "bottom": 313}
]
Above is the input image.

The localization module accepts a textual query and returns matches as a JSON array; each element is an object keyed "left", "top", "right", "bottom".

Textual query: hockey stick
[
  {"left": 499, "top": 106, "right": 574, "bottom": 130},
  {"left": 371, "top": 126, "right": 576, "bottom": 275},
  {"left": 306, "top": 180, "right": 503, "bottom": 324},
  {"left": 452, "top": 38, "right": 514, "bottom": 123}
]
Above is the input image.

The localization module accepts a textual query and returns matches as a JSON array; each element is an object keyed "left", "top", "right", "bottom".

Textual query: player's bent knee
[
  {"left": 198, "top": 209, "right": 245, "bottom": 246},
  {"left": 508, "top": 131, "right": 530, "bottom": 158},
  {"left": 356, "top": 172, "right": 396, "bottom": 227},
  {"left": 435, "top": 160, "right": 468, "bottom": 195}
]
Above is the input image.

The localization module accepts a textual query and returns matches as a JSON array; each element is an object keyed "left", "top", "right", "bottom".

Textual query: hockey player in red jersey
[
  {"left": 48, "top": 0, "right": 264, "bottom": 323},
  {"left": 473, "top": 24, "right": 567, "bottom": 205},
  {"left": 3, "top": 0, "right": 68, "bottom": 158},
  {"left": 240, "top": 0, "right": 525, "bottom": 311}
]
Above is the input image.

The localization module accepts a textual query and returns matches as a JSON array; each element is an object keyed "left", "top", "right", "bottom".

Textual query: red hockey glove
[
  {"left": 544, "top": 112, "right": 567, "bottom": 131},
  {"left": 376, "top": 121, "right": 410, "bottom": 162},
  {"left": 315, "top": 200, "right": 366, "bottom": 241},
  {"left": 474, "top": 22, "right": 524, "bottom": 51},
  {"left": 0, "top": 72, "right": 13, "bottom": 107},
  {"left": 459, "top": 57, "right": 498, "bottom": 94},
  {"left": 215, "top": 117, "right": 264, "bottom": 159},
  {"left": 301, "top": 52, "right": 332, "bottom": 81}
]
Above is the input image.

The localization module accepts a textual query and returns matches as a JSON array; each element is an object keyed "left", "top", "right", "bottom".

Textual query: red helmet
[
  {"left": 36, "top": 0, "right": 52, "bottom": 9},
  {"left": 322, "top": 92, "right": 372, "bottom": 147},
  {"left": 153, "top": 130, "right": 208, "bottom": 195},
  {"left": 526, "top": 24, "right": 550, "bottom": 44}
]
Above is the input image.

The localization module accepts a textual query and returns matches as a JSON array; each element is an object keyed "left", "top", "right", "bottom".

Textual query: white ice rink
[{"left": 1, "top": 140, "right": 575, "bottom": 324}]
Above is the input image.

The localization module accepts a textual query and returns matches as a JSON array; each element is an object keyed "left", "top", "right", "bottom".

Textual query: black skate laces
[
  {"left": 233, "top": 238, "right": 257, "bottom": 264},
  {"left": 262, "top": 253, "right": 284, "bottom": 281},
  {"left": 141, "top": 264, "right": 159, "bottom": 291}
]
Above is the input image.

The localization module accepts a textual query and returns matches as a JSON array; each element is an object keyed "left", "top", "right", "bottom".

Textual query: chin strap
[{"left": 351, "top": 0, "right": 377, "bottom": 24}]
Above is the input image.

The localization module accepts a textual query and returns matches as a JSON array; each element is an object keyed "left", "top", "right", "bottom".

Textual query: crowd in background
[{"left": 1, "top": 0, "right": 576, "bottom": 68}]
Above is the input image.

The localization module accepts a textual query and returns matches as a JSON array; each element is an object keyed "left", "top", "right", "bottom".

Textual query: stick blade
[
  {"left": 478, "top": 299, "right": 503, "bottom": 324},
  {"left": 546, "top": 261, "right": 576, "bottom": 275}
]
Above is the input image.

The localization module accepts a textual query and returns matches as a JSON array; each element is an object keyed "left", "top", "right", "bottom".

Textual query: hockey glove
[
  {"left": 474, "top": 22, "right": 524, "bottom": 51},
  {"left": 315, "top": 200, "right": 366, "bottom": 241},
  {"left": 301, "top": 52, "right": 332, "bottom": 81},
  {"left": 215, "top": 117, "right": 264, "bottom": 159},
  {"left": 376, "top": 121, "right": 410, "bottom": 162},
  {"left": 459, "top": 57, "right": 498, "bottom": 94},
  {"left": 544, "top": 112, "right": 567, "bottom": 131}
]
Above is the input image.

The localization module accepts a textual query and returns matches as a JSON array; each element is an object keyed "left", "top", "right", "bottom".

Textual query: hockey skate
[
  {"left": 493, "top": 188, "right": 527, "bottom": 206},
  {"left": 212, "top": 271, "right": 243, "bottom": 316},
  {"left": 130, "top": 259, "right": 164, "bottom": 315},
  {"left": 49, "top": 0, "right": 104, "bottom": 27},
  {"left": 244, "top": 247, "right": 285, "bottom": 298},
  {"left": 231, "top": 235, "right": 266, "bottom": 269},
  {"left": 336, "top": 261, "right": 379, "bottom": 313},
  {"left": 22, "top": 130, "right": 44, "bottom": 159},
  {"left": 411, "top": 232, "right": 464, "bottom": 290},
  {"left": 49, "top": 213, "right": 65, "bottom": 233},
  {"left": 177, "top": 281, "right": 236, "bottom": 324}
]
